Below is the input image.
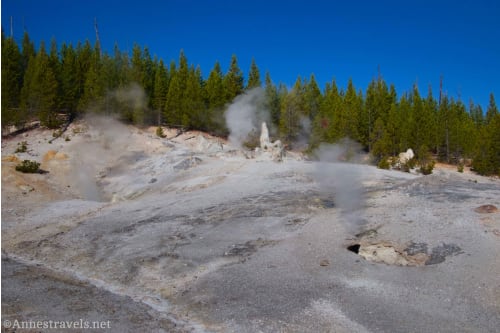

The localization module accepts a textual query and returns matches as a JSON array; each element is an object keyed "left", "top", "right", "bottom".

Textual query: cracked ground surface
[{"left": 2, "top": 120, "right": 500, "bottom": 332}]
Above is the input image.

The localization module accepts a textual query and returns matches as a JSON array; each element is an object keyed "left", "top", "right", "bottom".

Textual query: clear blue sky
[{"left": 2, "top": 0, "right": 499, "bottom": 110}]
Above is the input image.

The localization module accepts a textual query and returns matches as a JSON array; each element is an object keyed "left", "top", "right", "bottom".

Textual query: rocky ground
[{"left": 2, "top": 118, "right": 499, "bottom": 332}]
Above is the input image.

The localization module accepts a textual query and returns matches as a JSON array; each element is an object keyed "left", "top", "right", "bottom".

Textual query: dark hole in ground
[
  {"left": 347, "top": 244, "right": 360, "bottom": 254},
  {"left": 320, "top": 198, "right": 335, "bottom": 208}
]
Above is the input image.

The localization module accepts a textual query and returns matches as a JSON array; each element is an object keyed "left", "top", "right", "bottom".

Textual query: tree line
[{"left": 2, "top": 31, "right": 499, "bottom": 176}]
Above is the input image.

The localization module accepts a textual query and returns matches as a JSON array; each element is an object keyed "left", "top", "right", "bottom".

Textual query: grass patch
[
  {"left": 15, "top": 160, "right": 41, "bottom": 173},
  {"left": 15, "top": 141, "right": 28, "bottom": 153}
]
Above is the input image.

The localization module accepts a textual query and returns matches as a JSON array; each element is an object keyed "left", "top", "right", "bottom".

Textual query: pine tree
[
  {"left": 448, "top": 99, "right": 476, "bottom": 162},
  {"left": 142, "top": 47, "right": 155, "bottom": 103},
  {"left": 164, "top": 51, "right": 190, "bottom": 127},
  {"left": 1, "top": 30, "right": 23, "bottom": 128},
  {"left": 113, "top": 43, "right": 131, "bottom": 87},
  {"left": 304, "top": 74, "right": 322, "bottom": 121},
  {"left": 371, "top": 117, "right": 391, "bottom": 163},
  {"left": 49, "top": 38, "right": 62, "bottom": 111},
  {"left": 363, "top": 76, "right": 393, "bottom": 151},
  {"left": 279, "top": 77, "right": 303, "bottom": 143},
  {"left": 75, "top": 40, "right": 93, "bottom": 112},
  {"left": 205, "top": 61, "right": 226, "bottom": 134},
  {"left": 323, "top": 79, "right": 342, "bottom": 143},
  {"left": 130, "top": 44, "right": 144, "bottom": 85},
  {"left": 21, "top": 31, "right": 36, "bottom": 75},
  {"left": 59, "top": 43, "right": 79, "bottom": 115},
  {"left": 341, "top": 78, "right": 361, "bottom": 142},
  {"left": 264, "top": 72, "right": 280, "bottom": 130},
  {"left": 473, "top": 112, "right": 500, "bottom": 176},
  {"left": 469, "top": 100, "right": 484, "bottom": 127},
  {"left": 223, "top": 54, "right": 244, "bottom": 102},
  {"left": 411, "top": 84, "right": 436, "bottom": 156},
  {"left": 246, "top": 58, "right": 261, "bottom": 90},
  {"left": 398, "top": 93, "right": 413, "bottom": 152},
  {"left": 184, "top": 66, "right": 206, "bottom": 129},
  {"left": 80, "top": 41, "right": 104, "bottom": 111},
  {"left": 152, "top": 59, "right": 169, "bottom": 125},
  {"left": 164, "top": 64, "right": 182, "bottom": 126},
  {"left": 385, "top": 102, "right": 401, "bottom": 156},
  {"left": 205, "top": 61, "right": 225, "bottom": 110},
  {"left": 485, "top": 93, "right": 498, "bottom": 124},
  {"left": 437, "top": 95, "right": 451, "bottom": 161},
  {"left": 20, "top": 41, "right": 59, "bottom": 128}
]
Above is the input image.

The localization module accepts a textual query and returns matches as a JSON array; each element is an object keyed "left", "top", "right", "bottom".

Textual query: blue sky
[{"left": 2, "top": 0, "right": 499, "bottom": 109}]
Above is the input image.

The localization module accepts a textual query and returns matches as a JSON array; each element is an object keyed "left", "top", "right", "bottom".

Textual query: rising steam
[
  {"left": 224, "top": 88, "right": 270, "bottom": 148},
  {"left": 312, "top": 139, "right": 367, "bottom": 233}
]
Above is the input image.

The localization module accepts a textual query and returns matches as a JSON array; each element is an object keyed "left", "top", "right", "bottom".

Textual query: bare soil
[{"left": 2, "top": 119, "right": 499, "bottom": 332}]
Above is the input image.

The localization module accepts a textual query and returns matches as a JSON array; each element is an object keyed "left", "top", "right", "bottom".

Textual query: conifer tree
[
  {"left": 164, "top": 64, "right": 182, "bottom": 126},
  {"left": 371, "top": 117, "right": 391, "bottom": 163},
  {"left": 48, "top": 38, "right": 64, "bottom": 114},
  {"left": 59, "top": 43, "right": 79, "bottom": 115},
  {"left": 246, "top": 58, "right": 261, "bottom": 90},
  {"left": 264, "top": 72, "right": 280, "bottom": 129},
  {"left": 75, "top": 40, "right": 93, "bottom": 112},
  {"left": 164, "top": 51, "right": 189, "bottom": 127},
  {"left": 20, "top": 41, "right": 59, "bottom": 128},
  {"left": 384, "top": 102, "right": 401, "bottom": 156},
  {"left": 205, "top": 61, "right": 226, "bottom": 134},
  {"left": 152, "top": 59, "right": 169, "bottom": 124},
  {"left": 205, "top": 61, "right": 225, "bottom": 110},
  {"left": 279, "top": 77, "right": 303, "bottom": 143},
  {"left": 130, "top": 44, "right": 144, "bottom": 85},
  {"left": 184, "top": 66, "right": 206, "bottom": 129},
  {"left": 21, "top": 31, "right": 36, "bottom": 75},
  {"left": 304, "top": 74, "right": 322, "bottom": 121},
  {"left": 409, "top": 85, "right": 423, "bottom": 153},
  {"left": 142, "top": 47, "right": 155, "bottom": 103},
  {"left": 469, "top": 100, "right": 484, "bottom": 127},
  {"left": 223, "top": 54, "right": 244, "bottom": 102},
  {"left": 341, "top": 79, "right": 361, "bottom": 142},
  {"left": 398, "top": 93, "right": 413, "bottom": 152},
  {"left": 473, "top": 112, "right": 500, "bottom": 175},
  {"left": 80, "top": 42, "right": 104, "bottom": 111},
  {"left": 1, "top": 30, "right": 23, "bottom": 128},
  {"left": 321, "top": 79, "right": 342, "bottom": 143},
  {"left": 485, "top": 93, "right": 498, "bottom": 124}
]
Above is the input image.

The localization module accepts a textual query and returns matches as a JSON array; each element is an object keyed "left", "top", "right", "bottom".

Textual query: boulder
[{"left": 399, "top": 148, "right": 414, "bottom": 165}]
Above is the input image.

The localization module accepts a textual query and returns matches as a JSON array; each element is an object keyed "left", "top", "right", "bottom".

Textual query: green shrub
[
  {"left": 156, "top": 126, "right": 166, "bottom": 138},
  {"left": 15, "top": 141, "right": 28, "bottom": 153},
  {"left": 377, "top": 157, "right": 390, "bottom": 169},
  {"left": 417, "top": 145, "right": 434, "bottom": 175},
  {"left": 15, "top": 160, "right": 41, "bottom": 173},
  {"left": 419, "top": 160, "right": 435, "bottom": 175},
  {"left": 401, "top": 157, "right": 417, "bottom": 172},
  {"left": 457, "top": 162, "right": 464, "bottom": 173}
]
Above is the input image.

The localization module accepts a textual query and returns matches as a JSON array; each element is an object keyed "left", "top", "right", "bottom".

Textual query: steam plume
[
  {"left": 225, "top": 88, "right": 270, "bottom": 148},
  {"left": 312, "top": 139, "right": 366, "bottom": 233}
]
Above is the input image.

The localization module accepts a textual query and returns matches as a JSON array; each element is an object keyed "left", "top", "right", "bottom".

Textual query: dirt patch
[
  {"left": 42, "top": 150, "right": 68, "bottom": 163},
  {"left": 2, "top": 155, "right": 20, "bottom": 163},
  {"left": 224, "top": 238, "right": 279, "bottom": 257},
  {"left": 348, "top": 241, "right": 429, "bottom": 266},
  {"left": 474, "top": 204, "right": 498, "bottom": 214},
  {"left": 347, "top": 240, "right": 463, "bottom": 266},
  {"left": 425, "top": 243, "right": 464, "bottom": 265}
]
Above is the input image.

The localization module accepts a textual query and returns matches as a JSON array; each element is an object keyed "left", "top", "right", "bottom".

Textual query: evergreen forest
[{"left": 2, "top": 31, "right": 499, "bottom": 176}]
